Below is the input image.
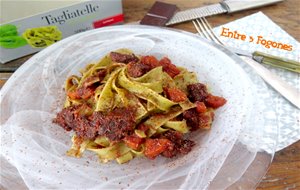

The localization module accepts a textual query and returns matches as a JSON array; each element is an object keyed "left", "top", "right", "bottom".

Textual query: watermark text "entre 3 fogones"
[{"left": 220, "top": 27, "right": 292, "bottom": 51}]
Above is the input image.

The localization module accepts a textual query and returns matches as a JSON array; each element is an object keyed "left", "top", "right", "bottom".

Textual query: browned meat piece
[
  {"left": 177, "top": 139, "right": 195, "bottom": 154},
  {"left": 73, "top": 116, "right": 98, "bottom": 139},
  {"left": 53, "top": 105, "right": 80, "bottom": 131},
  {"left": 54, "top": 106, "right": 136, "bottom": 141},
  {"left": 162, "top": 130, "right": 183, "bottom": 143},
  {"left": 110, "top": 52, "right": 139, "bottom": 64},
  {"left": 93, "top": 108, "right": 136, "bottom": 141},
  {"left": 127, "top": 62, "right": 152, "bottom": 78},
  {"left": 89, "top": 111, "right": 105, "bottom": 130},
  {"left": 161, "top": 130, "right": 195, "bottom": 158},
  {"left": 183, "top": 108, "right": 214, "bottom": 130},
  {"left": 66, "top": 70, "right": 107, "bottom": 100},
  {"left": 81, "top": 70, "right": 106, "bottom": 88},
  {"left": 97, "top": 69, "right": 107, "bottom": 81},
  {"left": 53, "top": 105, "right": 99, "bottom": 139},
  {"left": 82, "top": 76, "right": 100, "bottom": 88},
  {"left": 182, "top": 109, "right": 200, "bottom": 131},
  {"left": 187, "top": 83, "right": 209, "bottom": 102}
]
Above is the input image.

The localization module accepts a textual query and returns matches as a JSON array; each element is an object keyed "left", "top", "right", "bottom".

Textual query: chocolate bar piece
[{"left": 140, "top": 1, "right": 178, "bottom": 26}]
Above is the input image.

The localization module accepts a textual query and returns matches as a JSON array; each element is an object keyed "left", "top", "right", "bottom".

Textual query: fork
[{"left": 192, "top": 18, "right": 300, "bottom": 109}]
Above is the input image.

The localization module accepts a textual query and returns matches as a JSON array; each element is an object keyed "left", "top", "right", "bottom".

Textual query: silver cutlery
[{"left": 167, "top": 0, "right": 283, "bottom": 25}]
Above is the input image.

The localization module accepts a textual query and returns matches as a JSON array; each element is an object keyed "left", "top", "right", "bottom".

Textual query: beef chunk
[
  {"left": 74, "top": 116, "right": 98, "bottom": 139},
  {"left": 127, "top": 62, "right": 152, "bottom": 78},
  {"left": 97, "top": 69, "right": 107, "bottom": 82},
  {"left": 178, "top": 139, "right": 195, "bottom": 154},
  {"left": 187, "top": 83, "right": 209, "bottom": 102},
  {"left": 53, "top": 105, "right": 99, "bottom": 139},
  {"left": 54, "top": 106, "right": 135, "bottom": 141},
  {"left": 110, "top": 52, "right": 139, "bottom": 64},
  {"left": 161, "top": 130, "right": 195, "bottom": 158},
  {"left": 162, "top": 130, "right": 183, "bottom": 143},
  {"left": 182, "top": 109, "right": 200, "bottom": 131},
  {"left": 91, "top": 108, "right": 136, "bottom": 141},
  {"left": 53, "top": 105, "right": 81, "bottom": 131},
  {"left": 183, "top": 108, "right": 214, "bottom": 130}
]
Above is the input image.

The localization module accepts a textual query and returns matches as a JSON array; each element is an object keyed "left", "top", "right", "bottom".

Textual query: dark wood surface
[{"left": 1, "top": 0, "right": 299, "bottom": 189}]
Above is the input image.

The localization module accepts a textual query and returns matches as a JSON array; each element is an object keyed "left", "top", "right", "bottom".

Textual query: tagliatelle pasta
[
  {"left": 22, "top": 26, "right": 62, "bottom": 48},
  {"left": 53, "top": 49, "right": 227, "bottom": 164}
]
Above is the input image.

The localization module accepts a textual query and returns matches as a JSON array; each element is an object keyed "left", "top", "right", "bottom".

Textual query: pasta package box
[{"left": 0, "top": 0, "right": 123, "bottom": 63}]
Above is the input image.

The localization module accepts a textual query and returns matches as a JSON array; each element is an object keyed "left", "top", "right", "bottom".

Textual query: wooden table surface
[{"left": 1, "top": 0, "right": 299, "bottom": 189}]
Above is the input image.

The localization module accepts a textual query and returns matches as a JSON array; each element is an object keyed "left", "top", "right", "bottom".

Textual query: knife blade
[
  {"left": 166, "top": 0, "right": 284, "bottom": 26},
  {"left": 227, "top": 47, "right": 300, "bottom": 73}
]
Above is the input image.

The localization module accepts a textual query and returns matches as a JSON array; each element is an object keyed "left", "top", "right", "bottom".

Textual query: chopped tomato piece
[
  {"left": 159, "top": 57, "right": 180, "bottom": 78},
  {"left": 164, "top": 87, "right": 187, "bottom": 102},
  {"left": 67, "top": 86, "right": 94, "bottom": 100},
  {"left": 195, "top": 101, "right": 207, "bottom": 113},
  {"left": 161, "top": 142, "right": 175, "bottom": 158},
  {"left": 141, "top": 55, "right": 160, "bottom": 69},
  {"left": 205, "top": 94, "right": 227, "bottom": 109},
  {"left": 123, "top": 135, "right": 144, "bottom": 150},
  {"left": 199, "top": 110, "right": 215, "bottom": 130},
  {"left": 144, "top": 138, "right": 172, "bottom": 159},
  {"left": 67, "top": 90, "right": 81, "bottom": 99}
]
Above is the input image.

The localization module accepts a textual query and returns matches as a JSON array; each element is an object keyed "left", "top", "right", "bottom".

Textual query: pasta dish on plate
[{"left": 53, "top": 49, "right": 226, "bottom": 164}]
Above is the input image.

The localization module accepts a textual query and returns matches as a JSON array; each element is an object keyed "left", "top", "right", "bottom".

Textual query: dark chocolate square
[
  {"left": 140, "top": 1, "right": 178, "bottom": 26},
  {"left": 148, "top": 1, "right": 178, "bottom": 19},
  {"left": 140, "top": 15, "right": 168, "bottom": 26}
]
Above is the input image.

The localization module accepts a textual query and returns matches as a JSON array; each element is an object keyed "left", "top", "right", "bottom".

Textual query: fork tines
[{"left": 192, "top": 18, "right": 223, "bottom": 45}]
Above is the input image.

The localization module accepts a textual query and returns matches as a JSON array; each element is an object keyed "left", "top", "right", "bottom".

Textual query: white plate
[{"left": 0, "top": 25, "right": 276, "bottom": 190}]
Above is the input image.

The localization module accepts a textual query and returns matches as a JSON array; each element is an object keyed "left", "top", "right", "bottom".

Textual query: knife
[
  {"left": 228, "top": 47, "right": 300, "bottom": 73},
  {"left": 166, "top": 0, "right": 284, "bottom": 26},
  {"left": 240, "top": 56, "right": 300, "bottom": 109}
]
